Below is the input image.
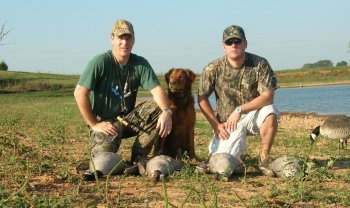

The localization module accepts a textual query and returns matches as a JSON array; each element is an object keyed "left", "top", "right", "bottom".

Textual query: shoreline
[
  {"left": 195, "top": 109, "right": 337, "bottom": 117},
  {"left": 278, "top": 81, "right": 350, "bottom": 89}
]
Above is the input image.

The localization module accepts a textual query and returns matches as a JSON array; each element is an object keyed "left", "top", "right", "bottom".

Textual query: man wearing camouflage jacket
[{"left": 198, "top": 25, "right": 280, "bottom": 176}]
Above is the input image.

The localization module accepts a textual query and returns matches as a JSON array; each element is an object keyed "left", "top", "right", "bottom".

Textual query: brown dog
[{"left": 162, "top": 68, "right": 197, "bottom": 159}]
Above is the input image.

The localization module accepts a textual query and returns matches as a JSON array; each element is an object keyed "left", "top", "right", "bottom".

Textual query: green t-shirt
[{"left": 78, "top": 50, "right": 160, "bottom": 120}]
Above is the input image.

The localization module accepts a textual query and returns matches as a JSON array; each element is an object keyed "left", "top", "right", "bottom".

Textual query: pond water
[{"left": 194, "top": 85, "right": 350, "bottom": 116}]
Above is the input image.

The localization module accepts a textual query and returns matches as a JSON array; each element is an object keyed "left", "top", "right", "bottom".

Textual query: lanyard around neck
[{"left": 112, "top": 55, "right": 131, "bottom": 114}]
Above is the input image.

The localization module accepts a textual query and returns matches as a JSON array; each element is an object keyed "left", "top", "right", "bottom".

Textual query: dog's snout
[{"left": 169, "top": 80, "right": 176, "bottom": 86}]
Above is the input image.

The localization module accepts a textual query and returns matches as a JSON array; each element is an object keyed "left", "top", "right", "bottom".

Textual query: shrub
[
  {"left": 336, "top": 61, "right": 348, "bottom": 67},
  {"left": 0, "top": 60, "right": 8, "bottom": 71}
]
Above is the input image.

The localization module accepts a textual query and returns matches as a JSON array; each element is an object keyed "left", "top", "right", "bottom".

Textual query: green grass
[
  {"left": 0, "top": 71, "right": 78, "bottom": 93},
  {"left": 1, "top": 90, "right": 350, "bottom": 207},
  {"left": 1, "top": 67, "right": 350, "bottom": 207}
]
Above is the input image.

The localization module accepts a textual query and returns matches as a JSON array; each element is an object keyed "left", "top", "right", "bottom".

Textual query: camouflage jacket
[{"left": 198, "top": 52, "right": 278, "bottom": 122}]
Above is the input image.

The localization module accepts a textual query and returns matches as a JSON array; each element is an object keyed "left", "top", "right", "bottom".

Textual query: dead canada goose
[
  {"left": 83, "top": 152, "right": 126, "bottom": 181},
  {"left": 267, "top": 156, "right": 304, "bottom": 178},
  {"left": 196, "top": 153, "right": 244, "bottom": 181},
  {"left": 138, "top": 154, "right": 182, "bottom": 182},
  {"left": 310, "top": 115, "right": 350, "bottom": 149}
]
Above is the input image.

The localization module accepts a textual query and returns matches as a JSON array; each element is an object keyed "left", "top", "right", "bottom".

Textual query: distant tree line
[{"left": 302, "top": 59, "right": 349, "bottom": 69}]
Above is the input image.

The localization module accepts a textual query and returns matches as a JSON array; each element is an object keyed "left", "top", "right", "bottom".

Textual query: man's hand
[
  {"left": 224, "top": 111, "right": 241, "bottom": 133},
  {"left": 150, "top": 86, "right": 173, "bottom": 138},
  {"left": 157, "top": 111, "right": 172, "bottom": 138},
  {"left": 214, "top": 123, "right": 230, "bottom": 140},
  {"left": 91, "top": 121, "right": 118, "bottom": 136}
]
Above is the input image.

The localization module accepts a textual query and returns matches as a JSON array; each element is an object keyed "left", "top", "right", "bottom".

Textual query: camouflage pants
[{"left": 89, "top": 100, "right": 162, "bottom": 162}]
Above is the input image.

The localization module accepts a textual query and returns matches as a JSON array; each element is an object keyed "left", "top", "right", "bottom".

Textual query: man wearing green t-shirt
[{"left": 74, "top": 19, "right": 172, "bottom": 179}]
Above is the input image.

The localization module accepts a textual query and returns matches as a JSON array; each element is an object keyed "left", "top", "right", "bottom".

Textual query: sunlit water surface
[{"left": 193, "top": 85, "right": 350, "bottom": 116}]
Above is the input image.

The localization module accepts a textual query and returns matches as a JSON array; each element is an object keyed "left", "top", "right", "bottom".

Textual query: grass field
[
  {"left": 1, "top": 89, "right": 350, "bottom": 207},
  {"left": 0, "top": 68, "right": 350, "bottom": 207}
]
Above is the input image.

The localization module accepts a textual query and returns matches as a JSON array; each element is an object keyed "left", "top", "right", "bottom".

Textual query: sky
[{"left": 1, "top": 0, "right": 350, "bottom": 75}]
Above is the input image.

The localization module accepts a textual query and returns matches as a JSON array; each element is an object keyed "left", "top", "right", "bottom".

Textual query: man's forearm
[
  {"left": 150, "top": 85, "right": 170, "bottom": 110},
  {"left": 198, "top": 95, "right": 220, "bottom": 128},
  {"left": 74, "top": 85, "right": 98, "bottom": 127},
  {"left": 240, "top": 90, "right": 274, "bottom": 113}
]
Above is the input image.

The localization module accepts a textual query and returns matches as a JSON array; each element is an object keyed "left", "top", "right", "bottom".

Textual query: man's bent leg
[
  {"left": 125, "top": 101, "right": 162, "bottom": 162},
  {"left": 83, "top": 122, "right": 124, "bottom": 180},
  {"left": 131, "top": 128, "right": 160, "bottom": 162},
  {"left": 89, "top": 121, "right": 124, "bottom": 156},
  {"left": 208, "top": 125, "right": 247, "bottom": 160},
  {"left": 258, "top": 113, "right": 278, "bottom": 177},
  {"left": 259, "top": 113, "right": 278, "bottom": 163}
]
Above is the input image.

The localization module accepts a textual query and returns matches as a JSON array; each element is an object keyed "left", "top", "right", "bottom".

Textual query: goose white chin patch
[{"left": 311, "top": 133, "right": 317, "bottom": 141}]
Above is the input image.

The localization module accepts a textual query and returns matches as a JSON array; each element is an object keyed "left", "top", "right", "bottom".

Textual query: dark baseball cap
[{"left": 222, "top": 25, "right": 246, "bottom": 42}]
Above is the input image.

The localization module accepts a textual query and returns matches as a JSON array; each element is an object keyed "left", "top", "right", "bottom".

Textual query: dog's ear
[
  {"left": 185, "top": 69, "right": 196, "bottom": 84},
  {"left": 165, "top": 68, "right": 173, "bottom": 84}
]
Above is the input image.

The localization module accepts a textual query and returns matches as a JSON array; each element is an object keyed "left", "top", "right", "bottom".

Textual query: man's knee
[
  {"left": 126, "top": 100, "right": 161, "bottom": 132},
  {"left": 263, "top": 113, "right": 278, "bottom": 128},
  {"left": 89, "top": 130, "right": 122, "bottom": 156},
  {"left": 131, "top": 128, "right": 161, "bottom": 162},
  {"left": 259, "top": 113, "right": 278, "bottom": 139}
]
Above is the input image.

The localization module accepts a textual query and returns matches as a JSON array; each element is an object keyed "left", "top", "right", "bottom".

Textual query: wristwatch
[
  {"left": 234, "top": 106, "right": 243, "bottom": 114},
  {"left": 162, "top": 108, "right": 173, "bottom": 115}
]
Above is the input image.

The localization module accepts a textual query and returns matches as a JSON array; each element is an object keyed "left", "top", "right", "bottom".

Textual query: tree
[
  {"left": 0, "top": 20, "right": 11, "bottom": 45},
  {"left": 302, "top": 59, "right": 335, "bottom": 69},
  {"left": 336, "top": 61, "right": 348, "bottom": 67},
  {"left": 313, "top": 60, "right": 333, "bottom": 68},
  {"left": 302, "top": 63, "right": 314, "bottom": 69},
  {"left": 0, "top": 60, "right": 8, "bottom": 71},
  {"left": 1, "top": 20, "right": 11, "bottom": 71}
]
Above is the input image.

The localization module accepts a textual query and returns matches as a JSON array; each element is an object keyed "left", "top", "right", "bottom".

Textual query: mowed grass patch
[
  {"left": 0, "top": 90, "right": 350, "bottom": 207},
  {"left": 0, "top": 71, "right": 78, "bottom": 93}
]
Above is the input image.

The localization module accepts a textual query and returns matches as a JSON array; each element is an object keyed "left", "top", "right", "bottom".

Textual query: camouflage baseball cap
[
  {"left": 222, "top": 25, "right": 246, "bottom": 42},
  {"left": 112, "top": 19, "right": 134, "bottom": 37}
]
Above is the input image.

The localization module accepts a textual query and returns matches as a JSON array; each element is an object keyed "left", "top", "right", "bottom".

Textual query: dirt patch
[{"left": 279, "top": 112, "right": 328, "bottom": 130}]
